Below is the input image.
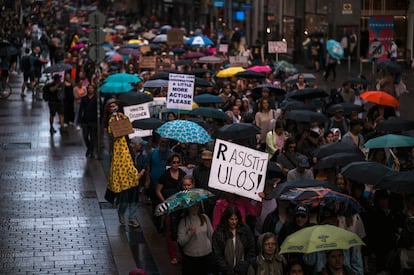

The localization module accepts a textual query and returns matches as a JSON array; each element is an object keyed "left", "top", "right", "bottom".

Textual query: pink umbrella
[
  {"left": 109, "top": 53, "right": 124, "bottom": 62},
  {"left": 183, "top": 51, "right": 205, "bottom": 59},
  {"left": 205, "top": 47, "right": 216, "bottom": 54},
  {"left": 69, "top": 43, "right": 87, "bottom": 52},
  {"left": 247, "top": 65, "right": 272, "bottom": 73}
]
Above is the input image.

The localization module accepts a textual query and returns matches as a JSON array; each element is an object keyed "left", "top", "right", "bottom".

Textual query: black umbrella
[
  {"left": 43, "top": 63, "right": 73, "bottom": 73},
  {"left": 286, "top": 110, "right": 328, "bottom": 123},
  {"left": 341, "top": 161, "right": 394, "bottom": 185},
  {"left": 118, "top": 91, "right": 153, "bottom": 105},
  {"left": 326, "top": 103, "right": 365, "bottom": 116},
  {"left": 375, "top": 171, "right": 414, "bottom": 194},
  {"left": 288, "top": 88, "right": 329, "bottom": 101},
  {"left": 191, "top": 68, "right": 213, "bottom": 77},
  {"left": 375, "top": 117, "right": 414, "bottom": 133},
  {"left": 189, "top": 107, "right": 228, "bottom": 121},
  {"left": 252, "top": 84, "right": 286, "bottom": 95},
  {"left": 131, "top": 117, "right": 164, "bottom": 130},
  {"left": 175, "top": 59, "right": 193, "bottom": 66},
  {"left": 235, "top": 70, "right": 266, "bottom": 79},
  {"left": 271, "top": 179, "right": 337, "bottom": 199},
  {"left": 314, "top": 152, "right": 366, "bottom": 169},
  {"left": 313, "top": 142, "right": 364, "bottom": 159},
  {"left": 149, "top": 71, "right": 211, "bottom": 87},
  {"left": 171, "top": 48, "right": 186, "bottom": 55},
  {"left": 347, "top": 77, "right": 368, "bottom": 86},
  {"left": 266, "top": 161, "right": 285, "bottom": 179},
  {"left": 0, "top": 46, "right": 19, "bottom": 56},
  {"left": 149, "top": 43, "right": 161, "bottom": 51},
  {"left": 280, "top": 99, "right": 316, "bottom": 111},
  {"left": 194, "top": 93, "right": 224, "bottom": 104},
  {"left": 376, "top": 60, "right": 402, "bottom": 76},
  {"left": 186, "top": 117, "right": 211, "bottom": 130},
  {"left": 214, "top": 123, "right": 261, "bottom": 140},
  {"left": 195, "top": 77, "right": 212, "bottom": 87}
]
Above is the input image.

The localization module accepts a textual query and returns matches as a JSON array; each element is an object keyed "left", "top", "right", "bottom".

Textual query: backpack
[{"left": 21, "top": 55, "right": 31, "bottom": 72}]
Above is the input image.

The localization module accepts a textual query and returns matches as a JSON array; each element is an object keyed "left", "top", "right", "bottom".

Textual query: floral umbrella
[{"left": 155, "top": 120, "right": 212, "bottom": 144}]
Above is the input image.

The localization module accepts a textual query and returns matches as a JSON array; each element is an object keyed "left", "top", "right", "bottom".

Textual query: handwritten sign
[
  {"left": 123, "top": 103, "right": 152, "bottom": 137},
  {"left": 140, "top": 56, "right": 156, "bottom": 69},
  {"left": 167, "top": 73, "right": 195, "bottom": 111},
  {"left": 167, "top": 29, "right": 184, "bottom": 45},
  {"left": 268, "top": 41, "right": 287, "bottom": 53},
  {"left": 109, "top": 118, "right": 134, "bottom": 138},
  {"left": 229, "top": 56, "right": 249, "bottom": 67},
  {"left": 140, "top": 45, "right": 151, "bottom": 54},
  {"left": 208, "top": 139, "right": 268, "bottom": 201},
  {"left": 219, "top": 44, "right": 228, "bottom": 54}
]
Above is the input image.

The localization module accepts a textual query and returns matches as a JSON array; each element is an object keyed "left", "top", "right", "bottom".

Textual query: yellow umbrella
[
  {"left": 216, "top": 67, "right": 246, "bottom": 78},
  {"left": 128, "top": 39, "right": 143, "bottom": 45}
]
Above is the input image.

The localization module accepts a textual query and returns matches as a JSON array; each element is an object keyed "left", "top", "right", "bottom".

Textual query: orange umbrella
[{"left": 360, "top": 91, "right": 399, "bottom": 107}]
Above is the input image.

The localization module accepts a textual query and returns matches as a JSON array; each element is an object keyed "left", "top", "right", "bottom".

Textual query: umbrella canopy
[
  {"left": 341, "top": 161, "right": 395, "bottom": 185},
  {"left": 152, "top": 34, "right": 167, "bottom": 43},
  {"left": 288, "top": 88, "right": 329, "bottom": 101},
  {"left": 313, "top": 142, "right": 364, "bottom": 159},
  {"left": 186, "top": 117, "right": 211, "bottom": 130},
  {"left": 43, "top": 63, "right": 73, "bottom": 73},
  {"left": 375, "top": 171, "right": 414, "bottom": 194},
  {"left": 280, "top": 224, "right": 365, "bottom": 254},
  {"left": 154, "top": 188, "right": 215, "bottom": 216},
  {"left": 118, "top": 47, "right": 140, "bottom": 56},
  {"left": 326, "top": 39, "right": 344, "bottom": 59},
  {"left": 363, "top": 134, "right": 414, "bottom": 149},
  {"left": 326, "top": 103, "right": 365, "bottom": 115},
  {"left": 375, "top": 117, "right": 414, "bottom": 133},
  {"left": 128, "top": 39, "right": 142, "bottom": 45},
  {"left": 273, "top": 60, "right": 298, "bottom": 74},
  {"left": 189, "top": 107, "right": 228, "bottom": 121},
  {"left": 280, "top": 100, "right": 315, "bottom": 111},
  {"left": 216, "top": 67, "right": 246, "bottom": 78},
  {"left": 284, "top": 73, "right": 316, "bottom": 84},
  {"left": 197, "top": 55, "right": 224, "bottom": 64},
  {"left": 171, "top": 48, "right": 186, "bottom": 55},
  {"left": 272, "top": 179, "right": 336, "bottom": 199},
  {"left": 185, "top": 36, "right": 214, "bottom": 47},
  {"left": 100, "top": 82, "right": 134, "bottom": 93},
  {"left": 143, "top": 79, "right": 169, "bottom": 88},
  {"left": 104, "top": 73, "right": 141, "bottom": 83},
  {"left": 118, "top": 91, "right": 153, "bottom": 105},
  {"left": 314, "top": 152, "right": 366, "bottom": 169},
  {"left": 155, "top": 120, "right": 212, "bottom": 144},
  {"left": 376, "top": 60, "right": 402, "bottom": 77},
  {"left": 142, "top": 32, "right": 156, "bottom": 40},
  {"left": 194, "top": 94, "right": 224, "bottom": 104},
  {"left": 286, "top": 110, "right": 328, "bottom": 123},
  {"left": 131, "top": 117, "right": 164, "bottom": 130},
  {"left": 0, "top": 46, "right": 19, "bottom": 56},
  {"left": 183, "top": 51, "right": 205, "bottom": 59},
  {"left": 214, "top": 123, "right": 261, "bottom": 140},
  {"left": 175, "top": 59, "right": 193, "bottom": 66},
  {"left": 107, "top": 53, "right": 124, "bottom": 62},
  {"left": 191, "top": 68, "right": 213, "bottom": 76},
  {"left": 235, "top": 70, "right": 266, "bottom": 79},
  {"left": 247, "top": 65, "right": 272, "bottom": 73},
  {"left": 252, "top": 84, "right": 286, "bottom": 95},
  {"left": 360, "top": 91, "right": 399, "bottom": 107},
  {"left": 347, "top": 77, "right": 368, "bottom": 86}
]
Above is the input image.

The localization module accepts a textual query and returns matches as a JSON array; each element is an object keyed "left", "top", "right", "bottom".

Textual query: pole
[{"left": 95, "top": 64, "right": 102, "bottom": 160}]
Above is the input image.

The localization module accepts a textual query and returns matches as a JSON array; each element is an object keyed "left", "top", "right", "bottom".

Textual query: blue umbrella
[
  {"left": 189, "top": 107, "right": 228, "bottom": 121},
  {"left": 326, "top": 39, "right": 344, "bottom": 59},
  {"left": 185, "top": 36, "right": 214, "bottom": 47},
  {"left": 155, "top": 120, "right": 212, "bottom": 144},
  {"left": 194, "top": 94, "right": 224, "bottom": 104},
  {"left": 104, "top": 73, "right": 141, "bottom": 83},
  {"left": 363, "top": 134, "right": 414, "bottom": 149},
  {"left": 100, "top": 82, "right": 134, "bottom": 93}
]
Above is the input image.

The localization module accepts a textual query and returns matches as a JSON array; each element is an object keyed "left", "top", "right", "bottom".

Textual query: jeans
[{"left": 118, "top": 202, "right": 137, "bottom": 220}]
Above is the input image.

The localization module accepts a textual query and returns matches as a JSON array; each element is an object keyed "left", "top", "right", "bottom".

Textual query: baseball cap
[
  {"left": 130, "top": 136, "right": 148, "bottom": 146},
  {"left": 295, "top": 205, "right": 309, "bottom": 217},
  {"left": 296, "top": 154, "right": 309, "bottom": 168}
]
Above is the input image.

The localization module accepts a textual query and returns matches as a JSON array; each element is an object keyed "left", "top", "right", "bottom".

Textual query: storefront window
[
  {"left": 305, "top": 0, "right": 316, "bottom": 13},
  {"left": 282, "top": 16, "right": 296, "bottom": 51},
  {"left": 283, "top": 0, "right": 295, "bottom": 16},
  {"left": 316, "top": 0, "right": 328, "bottom": 14}
]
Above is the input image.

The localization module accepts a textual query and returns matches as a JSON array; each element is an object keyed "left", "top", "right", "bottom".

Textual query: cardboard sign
[
  {"left": 229, "top": 56, "right": 249, "bottom": 67},
  {"left": 123, "top": 103, "right": 152, "bottom": 138},
  {"left": 140, "top": 45, "right": 151, "bottom": 54},
  {"left": 109, "top": 118, "right": 134, "bottom": 138},
  {"left": 149, "top": 97, "right": 167, "bottom": 119},
  {"left": 140, "top": 56, "right": 157, "bottom": 69},
  {"left": 208, "top": 139, "right": 268, "bottom": 201},
  {"left": 166, "top": 73, "right": 195, "bottom": 111},
  {"left": 268, "top": 41, "right": 287, "bottom": 53},
  {"left": 167, "top": 29, "right": 184, "bottom": 45}
]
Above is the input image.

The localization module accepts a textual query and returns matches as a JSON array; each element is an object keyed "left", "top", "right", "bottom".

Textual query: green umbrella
[
  {"left": 363, "top": 134, "right": 414, "bottom": 149},
  {"left": 104, "top": 73, "right": 141, "bottom": 83},
  {"left": 274, "top": 60, "right": 298, "bottom": 74}
]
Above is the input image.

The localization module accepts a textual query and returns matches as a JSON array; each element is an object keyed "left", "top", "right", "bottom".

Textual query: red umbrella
[
  {"left": 360, "top": 91, "right": 400, "bottom": 107},
  {"left": 108, "top": 53, "right": 124, "bottom": 62},
  {"left": 247, "top": 65, "right": 272, "bottom": 73}
]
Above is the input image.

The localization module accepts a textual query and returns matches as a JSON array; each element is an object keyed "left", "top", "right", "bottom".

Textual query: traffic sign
[
  {"left": 88, "top": 45, "right": 106, "bottom": 62},
  {"left": 369, "top": 41, "right": 385, "bottom": 58},
  {"left": 88, "top": 11, "right": 105, "bottom": 28},
  {"left": 89, "top": 29, "right": 106, "bottom": 45}
]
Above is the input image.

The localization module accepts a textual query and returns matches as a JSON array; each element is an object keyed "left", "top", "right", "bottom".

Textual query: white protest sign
[
  {"left": 268, "top": 41, "right": 287, "bottom": 53},
  {"left": 149, "top": 97, "right": 167, "bottom": 119},
  {"left": 167, "top": 73, "right": 195, "bottom": 111},
  {"left": 208, "top": 139, "right": 268, "bottom": 201},
  {"left": 123, "top": 103, "right": 152, "bottom": 138}
]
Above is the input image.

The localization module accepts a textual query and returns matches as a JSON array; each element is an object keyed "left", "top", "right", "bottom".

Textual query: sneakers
[
  {"left": 50, "top": 127, "right": 57, "bottom": 134},
  {"left": 128, "top": 219, "right": 140, "bottom": 228}
]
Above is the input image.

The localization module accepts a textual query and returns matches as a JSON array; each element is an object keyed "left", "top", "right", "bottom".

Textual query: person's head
[
  {"left": 333, "top": 106, "right": 344, "bottom": 119},
  {"left": 234, "top": 97, "right": 242, "bottom": 108},
  {"left": 52, "top": 74, "right": 61, "bottom": 84},
  {"left": 261, "top": 88, "right": 270, "bottom": 98},
  {"left": 222, "top": 83, "right": 232, "bottom": 95},
  {"left": 274, "top": 121, "right": 284, "bottom": 135},
  {"left": 284, "top": 137, "right": 297, "bottom": 153},
  {"left": 201, "top": 150, "right": 213, "bottom": 168},
  {"left": 220, "top": 205, "right": 243, "bottom": 230},
  {"left": 187, "top": 143, "right": 199, "bottom": 157},
  {"left": 232, "top": 105, "right": 240, "bottom": 116},
  {"left": 168, "top": 153, "right": 181, "bottom": 168},
  {"left": 331, "top": 128, "right": 341, "bottom": 141},
  {"left": 181, "top": 175, "right": 195, "bottom": 190},
  {"left": 167, "top": 112, "right": 176, "bottom": 121},
  {"left": 296, "top": 154, "right": 310, "bottom": 172},
  {"left": 369, "top": 148, "right": 387, "bottom": 164},
  {"left": 259, "top": 98, "right": 270, "bottom": 112},
  {"left": 324, "top": 130, "right": 334, "bottom": 144},
  {"left": 326, "top": 249, "right": 345, "bottom": 272},
  {"left": 294, "top": 205, "right": 309, "bottom": 228},
  {"left": 158, "top": 137, "right": 170, "bottom": 151},
  {"left": 287, "top": 259, "right": 304, "bottom": 275},
  {"left": 130, "top": 136, "right": 147, "bottom": 151},
  {"left": 335, "top": 173, "right": 347, "bottom": 193},
  {"left": 349, "top": 119, "right": 363, "bottom": 134},
  {"left": 106, "top": 98, "right": 119, "bottom": 113},
  {"left": 259, "top": 232, "right": 278, "bottom": 258},
  {"left": 297, "top": 73, "right": 305, "bottom": 84}
]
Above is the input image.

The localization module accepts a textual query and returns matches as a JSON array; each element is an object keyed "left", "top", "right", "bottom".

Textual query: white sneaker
[{"left": 76, "top": 126, "right": 81, "bottom": 130}]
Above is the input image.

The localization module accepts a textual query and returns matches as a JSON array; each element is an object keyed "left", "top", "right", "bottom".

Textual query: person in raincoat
[{"left": 256, "top": 232, "right": 286, "bottom": 275}]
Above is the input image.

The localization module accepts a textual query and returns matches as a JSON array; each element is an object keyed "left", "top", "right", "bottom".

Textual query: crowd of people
[{"left": 1, "top": 1, "right": 413, "bottom": 275}]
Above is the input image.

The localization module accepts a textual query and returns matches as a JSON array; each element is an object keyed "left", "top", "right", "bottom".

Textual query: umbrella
[
  {"left": 288, "top": 88, "right": 329, "bottom": 101},
  {"left": 347, "top": 77, "right": 368, "bottom": 86},
  {"left": 43, "top": 63, "right": 73, "bottom": 73},
  {"left": 286, "top": 110, "right": 328, "bottom": 123},
  {"left": 107, "top": 53, "right": 124, "bottom": 62},
  {"left": 375, "top": 171, "right": 414, "bottom": 194},
  {"left": 100, "top": 82, "right": 134, "bottom": 93},
  {"left": 143, "top": 79, "right": 169, "bottom": 88},
  {"left": 69, "top": 43, "right": 86, "bottom": 51},
  {"left": 183, "top": 51, "right": 205, "bottom": 59},
  {"left": 216, "top": 67, "right": 246, "bottom": 78},
  {"left": 279, "top": 224, "right": 365, "bottom": 254},
  {"left": 186, "top": 117, "right": 211, "bottom": 130},
  {"left": 375, "top": 117, "right": 414, "bottom": 132},
  {"left": 175, "top": 59, "right": 193, "bottom": 66},
  {"left": 247, "top": 65, "right": 272, "bottom": 73},
  {"left": 142, "top": 32, "right": 156, "bottom": 40},
  {"left": 131, "top": 118, "right": 164, "bottom": 130},
  {"left": 118, "top": 47, "right": 140, "bottom": 56},
  {"left": 118, "top": 91, "right": 153, "bottom": 105},
  {"left": 150, "top": 70, "right": 180, "bottom": 80},
  {"left": 214, "top": 123, "right": 261, "bottom": 140},
  {"left": 313, "top": 142, "right": 364, "bottom": 159},
  {"left": 160, "top": 25, "right": 172, "bottom": 32},
  {"left": 235, "top": 70, "right": 266, "bottom": 79},
  {"left": 196, "top": 77, "right": 212, "bottom": 87},
  {"left": 363, "top": 134, "right": 414, "bottom": 149},
  {"left": 273, "top": 60, "right": 298, "bottom": 74},
  {"left": 171, "top": 48, "right": 186, "bottom": 55},
  {"left": 0, "top": 46, "right": 19, "bottom": 56},
  {"left": 360, "top": 91, "right": 399, "bottom": 107},
  {"left": 252, "top": 84, "right": 286, "bottom": 95},
  {"left": 341, "top": 161, "right": 395, "bottom": 185},
  {"left": 326, "top": 39, "right": 344, "bottom": 59},
  {"left": 376, "top": 60, "right": 402, "bottom": 76},
  {"left": 191, "top": 68, "right": 213, "bottom": 76},
  {"left": 154, "top": 188, "right": 215, "bottom": 216},
  {"left": 114, "top": 25, "right": 127, "bottom": 31},
  {"left": 197, "top": 55, "right": 224, "bottom": 64},
  {"left": 128, "top": 39, "right": 142, "bottom": 45},
  {"left": 104, "top": 73, "right": 141, "bottom": 83},
  {"left": 284, "top": 73, "right": 316, "bottom": 84},
  {"left": 194, "top": 94, "right": 224, "bottom": 104},
  {"left": 155, "top": 120, "right": 212, "bottom": 144},
  {"left": 272, "top": 179, "right": 336, "bottom": 199},
  {"left": 185, "top": 36, "right": 214, "bottom": 47},
  {"left": 280, "top": 100, "right": 315, "bottom": 111},
  {"left": 189, "top": 107, "right": 228, "bottom": 121},
  {"left": 326, "top": 103, "right": 365, "bottom": 115},
  {"left": 314, "top": 152, "right": 366, "bottom": 169},
  {"left": 266, "top": 161, "right": 285, "bottom": 179},
  {"left": 149, "top": 43, "right": 161, "bottom": 51},
  {"left": 152, "top": 34, "right": 167, "bottom": 43}
]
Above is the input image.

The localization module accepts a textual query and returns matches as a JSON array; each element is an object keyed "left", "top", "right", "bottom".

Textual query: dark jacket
[{"left": 78, "top": 94, "right": 100, "bottom": 124}]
